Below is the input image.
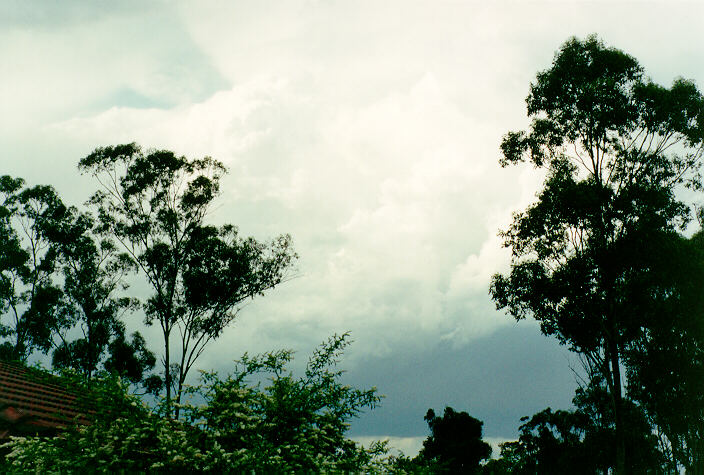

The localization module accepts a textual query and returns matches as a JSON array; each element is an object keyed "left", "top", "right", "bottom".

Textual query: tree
[
  {"left": 48, "top": 206, "right": 157, "bottom": 389},
  {"left": 0, "top": 175, "right": 156, "bottom": 387},
  {"left": 625, "top": 231, "right": 704, "bottom": 472},
  {"left": 78, "top": 143, "right": 297, "bottom": 416},
  {"left": 414, "top": 406, "right": 491, "bottom": 473},
  {"left": 483, "top": 382, "right": 661, "bottom": 474},
  {"left": 490, "top": 35, "right": 704, "bottom": 473},
  {"left": 1, "top": 370, "right": 195, "bottom": 473},
  {"left": 0, "top": 176, "right": 71, "bottom": 361},
  {"left": 483, "top": 408, "right": 592, "bottom": 475}
]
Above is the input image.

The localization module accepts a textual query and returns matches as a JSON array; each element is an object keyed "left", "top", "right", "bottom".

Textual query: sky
[{"left": 2, "top": 0, "right": 704, "bottom": 457}]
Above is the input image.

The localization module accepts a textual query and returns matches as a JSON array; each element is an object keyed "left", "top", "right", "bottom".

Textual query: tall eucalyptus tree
[
  {"left": 491, "top": 35, "right": 704, "bottom": 473},
  {"left": 80, "top": 144, "right": 297, "bottom": 416}
]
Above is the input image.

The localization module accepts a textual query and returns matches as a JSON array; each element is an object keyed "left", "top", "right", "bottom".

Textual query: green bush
[{"left": 2, "top": 334, "right": 392, "bottom": 473}]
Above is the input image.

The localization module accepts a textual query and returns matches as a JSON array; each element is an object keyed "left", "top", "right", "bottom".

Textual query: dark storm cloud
[{"left": 345, "top": 322, "right": 577, "bottom": 439}]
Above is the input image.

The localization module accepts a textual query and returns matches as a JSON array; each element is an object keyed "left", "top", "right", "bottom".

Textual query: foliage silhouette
[
  {"left": 410, "top": 406, "right": 491, "bottom": 473},
  {"left": 490, "top": 34, "right": 704, "bottom": 473},
  {"left": 0, "top": 175, "right": 157, "bottom": 389},
  {"left": 484, "top": 379, "right": 661, "bottom": 474},
  {"left": 625, "top": 231, "right": 704, "bottom": 472}
]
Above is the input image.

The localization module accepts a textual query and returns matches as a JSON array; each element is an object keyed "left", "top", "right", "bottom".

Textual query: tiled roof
[{"left": 0, "top": 361, "right": 91, "bottom": 438}]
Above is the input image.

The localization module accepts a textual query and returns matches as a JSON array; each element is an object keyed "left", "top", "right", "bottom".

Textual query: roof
[{"left": 0, "top": 361, "right": 91, "bottom": 438}]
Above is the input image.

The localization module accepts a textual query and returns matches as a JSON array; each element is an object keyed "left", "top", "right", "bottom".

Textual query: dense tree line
[{"left": 2, "top": 34, "right": 704, "bottom": 473}]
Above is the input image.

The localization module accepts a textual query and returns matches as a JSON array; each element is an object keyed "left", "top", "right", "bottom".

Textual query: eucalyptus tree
[
  {"left": 48, "top": 206, "right": 157, "bottom": 389},
  {"left": 79, "top": 143, "right": 297, "bottom": 416},
  {"left": 486, "top": 384, "right": 662, "bottom": 475},
  {"left": 490, "top": 35, "right": 704, "bottom": 473},
  {"left": 0, "top": 176, "right": 70, "bottom": 361},
  {"left": 625, "top": 231, "right": 704, "bottom": 473}
]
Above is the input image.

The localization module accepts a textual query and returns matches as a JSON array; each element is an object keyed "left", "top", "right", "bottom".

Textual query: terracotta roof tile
[{"left": 0, "top": 361, "right": 91, "bottom": 437}]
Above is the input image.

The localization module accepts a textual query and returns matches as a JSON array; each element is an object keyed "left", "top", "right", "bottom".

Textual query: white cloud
[
  {"left": 4, "top": 0, "right": 704, "bottom": 440},
  {"left": 0, "top": 6, "right": 224, "bottom": 135},
  {"left": 45, "top": 34, "right": 549, "bottom": 362},
  {"left": 485, "top": 437, "right": 514, "bottom": 459},
  {"left": 51, "top": 77, "right": 284, "bottom": 162}
]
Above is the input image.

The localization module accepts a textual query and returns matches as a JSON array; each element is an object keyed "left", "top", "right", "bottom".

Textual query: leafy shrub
[{"left": 2, "top": 334, "right": 391, "bottom": 473}]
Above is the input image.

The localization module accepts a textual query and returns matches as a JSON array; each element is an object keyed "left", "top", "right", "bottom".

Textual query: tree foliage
[
  {"left": 0, "top": 174, "right": 157, "bottom": 389},
  {"left": 395, "top": 407, "right": 491, "bottom": 474},
  {"left": 625, "top": 231, "right": 704, "bottom": 472},
  {"left": 48, "top": 206, "right": 157, "bottom": 387},
  {"left": 78, "top": 143, "right": 297, "bottom": 415},
  {"left": 419, "top": 407, "right": 491, "bottom": 473},
  {"left": 2, "top": 334, "right": 390, "bottom": 473},
  {"left": 484, "top": 379, "right": 662, "bottom": 474},
  {"left": 0, "top": 176, "right": 69, "bottom": 361},
  {"left": 490, "top": 34, "right": 704, "bottom": 473}
]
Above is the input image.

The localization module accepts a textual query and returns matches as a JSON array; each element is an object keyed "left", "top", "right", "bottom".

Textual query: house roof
[{"left": 0, "top": 361, "right": 91, "bottom": 438}]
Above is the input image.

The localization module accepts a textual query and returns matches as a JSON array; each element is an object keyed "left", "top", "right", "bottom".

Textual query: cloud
[
  {"left": 49, "top": 65, "right": 548, "bottom": 362},
  {"left": 5, "top": 0, "right": 702, "bottom": 443},
  {"left": 485, "top": 437, "right": 514, "bottom": 459},
  {"left": 0, "top": 3, "right": 225, "bottom": 135},
  {"left": 51, "top": 78, "right": 284, "bottom": 162}
]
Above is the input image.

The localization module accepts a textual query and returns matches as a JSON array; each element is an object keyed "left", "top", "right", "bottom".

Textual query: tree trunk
[
  {"left": 610, "top": 340, "right": 626, "bottom": 475},
  {"left": 164, "top": 329, "right": 171, "bottom": 417},
  {"left": 173, "top": 363, "right": 186, "bottom": 419}
]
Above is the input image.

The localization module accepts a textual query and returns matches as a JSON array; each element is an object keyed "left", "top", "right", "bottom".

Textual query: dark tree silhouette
[
  {"left": 484, "top": 379, "right": 662, "bottom": 474},
  {"left": 490, "top": 35, "right": 704, "bottom": 473},
  {"left": 0, "top": 175, "right": 157, "bottom": 388},
  {"left": 625, "top": 231, "right": 704, "bottom": 472},
  {"left": 417, "top": 406, "right": 491, "bottom": 473}
]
